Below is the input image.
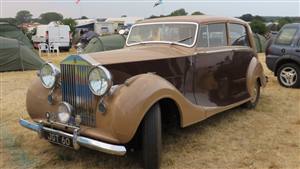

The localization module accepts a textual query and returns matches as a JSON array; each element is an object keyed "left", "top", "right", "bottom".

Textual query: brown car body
[{"left": 22, "top": 15, "right": 266, "bottom": 159}]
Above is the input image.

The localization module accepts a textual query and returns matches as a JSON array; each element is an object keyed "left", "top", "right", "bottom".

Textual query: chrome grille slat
[{"left": 61, "top": 64, "right": 95, "bottom": 127}]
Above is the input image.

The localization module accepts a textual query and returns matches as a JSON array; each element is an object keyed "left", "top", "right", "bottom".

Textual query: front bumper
[{"left": 19, "top": 118, "right": 126, "bottom": 156}]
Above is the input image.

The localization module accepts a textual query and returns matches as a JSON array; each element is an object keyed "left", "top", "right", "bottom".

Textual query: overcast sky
[{"left": 0, "top": 0, "right": 299, "bottom": 19}]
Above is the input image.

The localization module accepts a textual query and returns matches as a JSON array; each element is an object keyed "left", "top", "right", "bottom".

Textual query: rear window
[
  {"left": 275, "top": 27, "right": 298, "bottom": 45},
  {"left": 228, "top": 23, "right": 250, "bottom": 46},
  {"left": 198, "top": 23, "right": 227, "bottom": 47}
]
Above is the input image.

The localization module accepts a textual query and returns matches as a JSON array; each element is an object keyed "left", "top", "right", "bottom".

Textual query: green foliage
[
  {"left": 15, "top": 10, "right": 32, "bottom": 24},
  {"left": 253, "top": 15, "right": 265, "bottom": 22},
  {"left": 278, "top": 17, "right": 293, "bottom": 30},
  {"left": 191, "top": 11, "right": 204, "bottom": 15},
  {"left": 62, "top": 18, "right": 77, "bottom": 36},
  {"left": 250, "top": 19, "right": 267, "bottom": 35},
  {"left": 81, "top": 16, "right": 88, "bottom": 19},
  {"left": 0, "top": 18, "right": 18, "bottom": 25},
  {"left": 240, "top": 14, "right": 253, "bottom": 22},
  {"left": 147, "top": 14, "right": 166, "bottom": 19},
  {"left": 169, "top": 8, "right": 188, "bottom": 16},
  {"left": 39, "top": 12, "right": 63, "bottom": 24}
]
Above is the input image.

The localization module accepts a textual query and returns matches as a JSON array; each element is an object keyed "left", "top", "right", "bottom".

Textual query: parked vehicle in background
[
  {"left": 32, "top": 22, "right": 71, "bottom": 51},
  {"left": 20, "top": 16, "right": 266, "bottom": 169},
  {"left": 94, "top": 22, "right": 115, "bottom": 35},
  {"left": 266, "top": 23, "right": 300, "bottom": 88}
]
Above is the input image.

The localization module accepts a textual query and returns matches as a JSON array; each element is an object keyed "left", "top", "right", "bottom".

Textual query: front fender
[
  {"left": 26, "top": 73, "right": 206, "bottom": 144},
  {"left": 26, "top": 77, "right": 61, "bottom": 120},
  {"left": 105, "top": 73, "right": 206, "bottom": 143}
]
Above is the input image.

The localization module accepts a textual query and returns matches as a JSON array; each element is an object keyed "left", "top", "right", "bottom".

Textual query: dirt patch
[{"left": 0, "top": 53, "right": 299, "bottom": 169}]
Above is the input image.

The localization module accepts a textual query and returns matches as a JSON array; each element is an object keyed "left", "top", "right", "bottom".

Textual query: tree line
[
  {"left": 0, "top": 9, "right": 298, "bottom": 36},
  {"left": 0, "top": 10, "right": 81, "bottom": 35}
]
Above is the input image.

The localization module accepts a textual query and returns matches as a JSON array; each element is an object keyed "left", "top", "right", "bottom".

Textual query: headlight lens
[
  {"left": 40, "top": 63, "right": 60, "bottom": 88},
  {"left": 57, "top": 102, "right": 73, "bottom": 124},
  {"left": 88, "top": 65, "right": 112, "bottom": 96}
]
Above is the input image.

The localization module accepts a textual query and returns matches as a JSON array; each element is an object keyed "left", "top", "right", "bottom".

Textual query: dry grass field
[{"left": 0, "top": 52, "right": 299, "bottom": 169}]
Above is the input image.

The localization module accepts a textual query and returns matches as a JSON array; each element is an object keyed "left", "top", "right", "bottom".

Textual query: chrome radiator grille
[{"left": 61, "top": 64, "right": 96, "bottom": 127}]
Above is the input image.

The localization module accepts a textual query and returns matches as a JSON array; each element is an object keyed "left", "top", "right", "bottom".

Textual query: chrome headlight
[
  {"left": 57, "top": 102, "right": 73, "bottom": 123},
  {"left": 88, "top": 65, "right": 112, "bottom": 96},
  {"left": 39, "top": 63, "right": 60, "bottom": 89}
]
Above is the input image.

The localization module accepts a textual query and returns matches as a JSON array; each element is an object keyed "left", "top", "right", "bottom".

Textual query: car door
[
  {"left": 270, "top": 26, "right": 299, "bottom": 57},
  {"left": 194, "top": 23, "right": 236, "bottom": 107},
  {"left": 227, "top": 23, "right": 255, "bottom": 101},
  {"left": 291, "top": 31, "right": 300, "bottom": 57}
]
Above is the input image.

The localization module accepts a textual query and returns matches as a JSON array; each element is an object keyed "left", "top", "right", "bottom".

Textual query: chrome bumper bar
[{"left": 19, "top": 118, "right": 126, "bottom": 156}]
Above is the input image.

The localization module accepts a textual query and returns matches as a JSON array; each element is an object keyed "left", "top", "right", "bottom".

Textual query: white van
[
  {"left": 94, "top": 22, "right": 115, "bottom": 35},
  {"left": 32, "top": 23, "right": 71, "bottom": 50}
]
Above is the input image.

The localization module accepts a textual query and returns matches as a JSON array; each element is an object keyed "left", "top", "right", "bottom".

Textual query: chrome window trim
[{"left": 126, "top": 22, "right": 199, "bottom": 48}]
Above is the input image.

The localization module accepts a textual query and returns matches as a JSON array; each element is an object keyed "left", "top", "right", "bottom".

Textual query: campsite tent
[
  {"left": 253, "top": 33, "right": 267, "bottom": 53},
  {"left": 0, "top": 22, "right": 34, "bottom": 49},
  {"left": 0, "top": 37, "right": 44, "bottom": 72},
  {"left": 83, "top": 34, "right": 126, "bottom": 53}
]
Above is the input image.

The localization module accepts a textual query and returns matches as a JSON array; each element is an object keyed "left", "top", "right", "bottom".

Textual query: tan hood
[{"left": 84, "top": 45, "right": 194, "bottom": 65}]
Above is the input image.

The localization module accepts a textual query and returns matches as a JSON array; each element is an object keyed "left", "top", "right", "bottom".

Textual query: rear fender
[{"left": 246, "top": 57, "right": 267, "bottom": 94}]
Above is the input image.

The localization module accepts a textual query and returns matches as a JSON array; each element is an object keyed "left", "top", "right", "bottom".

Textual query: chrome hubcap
[
  {"left": 279, "top": 67, "right": 298, "bottom": 86},
  {"left": 251, "top": 84, "right": 258, "bottom": 103}
]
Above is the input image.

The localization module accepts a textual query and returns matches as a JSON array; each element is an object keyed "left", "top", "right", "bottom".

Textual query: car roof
[
  {"left": 139, "top": 15, "right": 247, "bottom": 25},
  {"left": 282, "top": 23, "right": 300, "bottom": 29}
]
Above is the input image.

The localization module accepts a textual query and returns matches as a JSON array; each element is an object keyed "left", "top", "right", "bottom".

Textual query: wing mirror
[
  {"left": 119, "top": 29, "right": 126, "bottom": 35},
  {"left": 76, "top": 42, "right": 83, "bottom": 54}
]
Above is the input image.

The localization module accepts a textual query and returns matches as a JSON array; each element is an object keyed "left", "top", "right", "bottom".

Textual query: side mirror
[
  {"left": 76, "top": 43, "right": 83, "bottom": 54},
  {"left": 119, "top": 30, "right": 126, "bottom": 35}
]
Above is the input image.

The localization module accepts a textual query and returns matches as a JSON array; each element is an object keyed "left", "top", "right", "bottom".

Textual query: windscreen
[{"left": 127, "top": 23, "right": 197, "bottom": 47}]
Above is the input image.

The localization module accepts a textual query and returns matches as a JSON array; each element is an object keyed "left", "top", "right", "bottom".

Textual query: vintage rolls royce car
[{"left": 20, "top": 16, "right": 266, "bottom": 169}]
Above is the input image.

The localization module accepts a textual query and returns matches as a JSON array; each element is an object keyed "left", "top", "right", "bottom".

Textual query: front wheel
[
  {"left": 277, "top": 63, "right": 300, "bottom": 88},
  {"left": 142, "top": 103, "right": 162, "bottom": 169}
]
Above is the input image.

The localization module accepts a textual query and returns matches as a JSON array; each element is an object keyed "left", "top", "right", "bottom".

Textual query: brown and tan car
[{"left": 20, "top": 15, "right": 266, "bottom": 169}]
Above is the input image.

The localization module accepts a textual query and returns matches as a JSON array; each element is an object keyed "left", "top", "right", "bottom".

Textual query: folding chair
[
  {"left": 38, "top": 43, "right": 49, "bottom": 56},
  {"left": 49, "top": 43, "right": 60, "bottom": 56}
]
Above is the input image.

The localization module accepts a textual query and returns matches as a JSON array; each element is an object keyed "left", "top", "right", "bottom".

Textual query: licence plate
[{"left": 43, "top": 130, "right": 73, "bottom": 148}]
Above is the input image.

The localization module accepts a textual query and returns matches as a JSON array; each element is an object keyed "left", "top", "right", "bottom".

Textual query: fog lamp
[{"left": 57, "top": 102, "right": 73, "bottom": 124}]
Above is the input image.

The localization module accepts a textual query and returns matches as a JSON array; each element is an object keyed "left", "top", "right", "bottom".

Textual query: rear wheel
[
  {"left": 245, "top": 80, "right": 260, "bottom": 109},
  {"left": 277, "top": 63, "right": 300, "bottom": 88},
  {"left": 142, "top": 103, "right": 162, "bottom": 169}
]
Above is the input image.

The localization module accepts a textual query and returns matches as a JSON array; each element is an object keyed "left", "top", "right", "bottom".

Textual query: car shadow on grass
[{"left": 43, "top": 106, "right": 254, "bottom": 169}]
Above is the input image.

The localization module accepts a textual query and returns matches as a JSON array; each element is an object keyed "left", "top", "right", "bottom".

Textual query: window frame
[
  {"left": 227, "top": 22, "right": 251, "bottom": 47},
  {"left": 275, "top": 27, "right": 298, "bottom": 46},
  {"left": 126, "top": 22, "right": 199, "bottom": 48},
  {"left": 197, "top": 22, "right": 228, "bottom": 48}
]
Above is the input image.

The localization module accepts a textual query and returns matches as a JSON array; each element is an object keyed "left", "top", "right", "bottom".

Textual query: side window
[
  {"left": 198, "top": 23, "right": 227, "bottom": 47},
  {"left": 229, "top": 23, "right": 250, "bottom": 46},
  {"left": 199, "top": 25, "right": 208, "bottom": 47},
  {"left": 275, "top": 27, "right": 298, "bottom": 45}
]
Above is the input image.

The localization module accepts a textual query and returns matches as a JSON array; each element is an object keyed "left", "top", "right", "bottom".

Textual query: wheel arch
[
  {"left": 274, "top": 57, "right": 300, "bottom": 76},
  {"left": 109, "top": 73, "right": 194, "bottom": 144},
  {"left": 247, "top": 56, "right": 267, "bottom": 95}
]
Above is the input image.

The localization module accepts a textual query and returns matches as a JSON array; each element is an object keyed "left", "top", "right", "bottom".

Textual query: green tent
[
  {"left": 253, "top": 33, "right": 267, "bottom": 53},
  {"left": 83, "top": 34, "right": 126, "bottom": 53},
  {"left": 0, "top": 37, "right": 45, "bottom": 72},
  {"left": 0, "top": 22, "right": 34, "bottom": 49}
]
